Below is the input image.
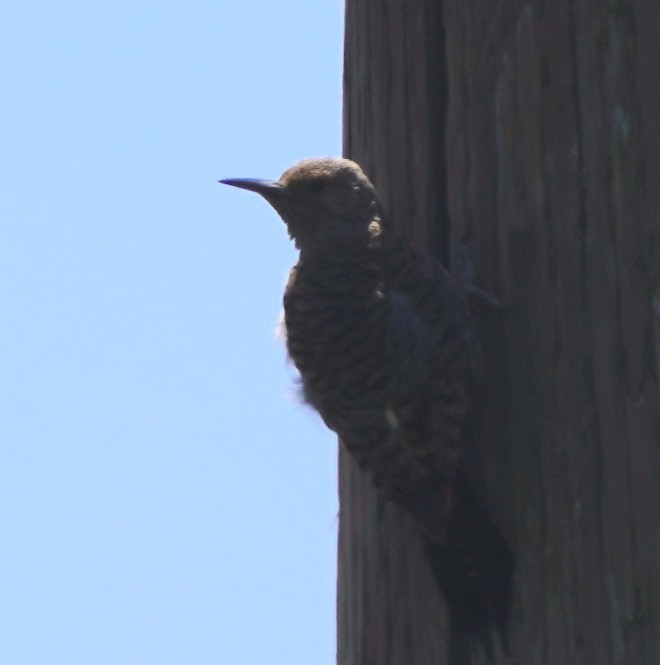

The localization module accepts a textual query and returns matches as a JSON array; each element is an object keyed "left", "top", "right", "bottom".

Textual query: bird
[{"left": 220, "top": 157, "right": 513, "bottom": 663}]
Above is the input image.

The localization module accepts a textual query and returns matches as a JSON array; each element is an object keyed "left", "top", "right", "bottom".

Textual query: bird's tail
[{"left": 423, "top": 471, "right": 514, "bottom": 665}]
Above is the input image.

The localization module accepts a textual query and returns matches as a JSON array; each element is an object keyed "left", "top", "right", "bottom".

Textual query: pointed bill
[{"left": 219, "top": 178, "right": 286, "bottom": 199}]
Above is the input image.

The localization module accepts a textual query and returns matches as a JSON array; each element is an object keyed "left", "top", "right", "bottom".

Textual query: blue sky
[{"left": 1, "top": 3, "right": 341, "bottom": 663}]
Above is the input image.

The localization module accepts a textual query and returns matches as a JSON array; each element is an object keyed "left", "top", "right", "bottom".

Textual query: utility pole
[{"left": 338, "top": 2, "right": 660, "bottom": 663}]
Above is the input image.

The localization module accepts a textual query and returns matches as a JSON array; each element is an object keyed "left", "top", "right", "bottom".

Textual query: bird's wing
[{"left": 381, "top": 240, "right": 478, "bottom": 515}]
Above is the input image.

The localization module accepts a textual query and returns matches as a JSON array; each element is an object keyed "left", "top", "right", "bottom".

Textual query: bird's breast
[{"left": 283, "top": 263, "right": 392, "bottom": 412}]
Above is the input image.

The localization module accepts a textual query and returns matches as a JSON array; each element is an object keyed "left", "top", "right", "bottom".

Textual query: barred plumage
[{"left": 221, "top": 157, "right": 512, "bottom": 663}]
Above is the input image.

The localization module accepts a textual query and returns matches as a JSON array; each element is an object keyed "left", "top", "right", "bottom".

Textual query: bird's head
[{"left": 220, "top": 157, "right": 383, "bottom": 253}]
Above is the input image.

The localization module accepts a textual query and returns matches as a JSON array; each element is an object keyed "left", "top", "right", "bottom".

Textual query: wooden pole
[{"left": 339, "top": 1, "right": 660, "bottom": 663}]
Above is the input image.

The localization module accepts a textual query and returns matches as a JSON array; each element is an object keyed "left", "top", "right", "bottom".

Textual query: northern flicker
[{"left": 220, "top": 157, "right": 512, "bottom": 663}]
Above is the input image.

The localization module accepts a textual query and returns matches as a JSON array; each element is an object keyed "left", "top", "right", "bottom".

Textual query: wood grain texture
[
  {"left": 340, "top": 2, "right": 453, "bottom": 664},
  {"left": 445, "top": 1, "right": 660, "bottom": 662},
  {"left": 340, "top": 1, "right": 660, "bottom": 664}
]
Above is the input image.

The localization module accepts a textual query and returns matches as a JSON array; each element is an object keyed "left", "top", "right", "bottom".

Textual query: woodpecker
[{"left": 220, "top": 157, "right": 512, "bottom": 663}]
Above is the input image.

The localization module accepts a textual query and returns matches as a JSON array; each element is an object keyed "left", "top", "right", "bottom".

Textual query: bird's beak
[{"left": 219, "top": 178, "right": 286, "bottom": 200}]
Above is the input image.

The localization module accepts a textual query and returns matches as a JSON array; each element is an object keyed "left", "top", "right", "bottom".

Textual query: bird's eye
[{"left": 309, "top": 180, "right": 326, "bottom": 192}]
